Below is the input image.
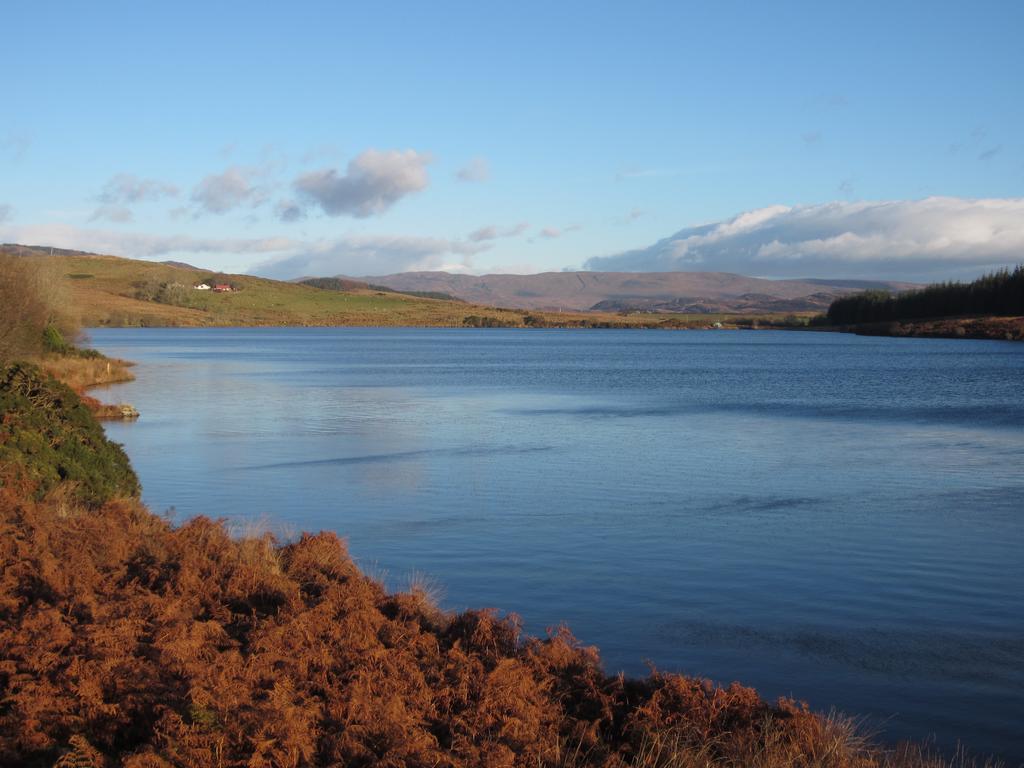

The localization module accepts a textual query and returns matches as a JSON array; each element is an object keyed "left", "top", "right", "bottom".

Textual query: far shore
[
  {"left": 83, "top": 314, "right": 1024, "bottom": 341},
  {"left": 824, "top": 314, "right": 1024, "bottom": 342}
]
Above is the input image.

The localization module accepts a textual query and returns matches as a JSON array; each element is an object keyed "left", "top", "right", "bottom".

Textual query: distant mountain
[{"left": 349, "top": 271, "right": 917, "bottom": 313}]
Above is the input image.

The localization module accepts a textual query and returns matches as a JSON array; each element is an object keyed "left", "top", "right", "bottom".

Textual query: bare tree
[{"left": 0, "top": 253, "right": 76, "bottom": 362}]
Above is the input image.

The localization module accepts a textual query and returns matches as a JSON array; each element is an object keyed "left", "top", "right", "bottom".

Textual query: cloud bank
[
  {"left": 99, "top": 173, "right": 179, "bottom": 205},
  {"left": 91, "top": 173, "right": 180, "bottom": 223},
  {"left": 0, "top": 222, "right": 484, "bottom": 279},
  {"left": 252, "top": 235, "right": 486, "bottom": 278},
  {"left": 584, "top": 198, "right": 1024, "bottom": 280},
  {"left": 0, "top": 223, "right": 293, "bottom": 259},
  {"left": 295, "top": 149, "right": 430, "bottom": 218}
]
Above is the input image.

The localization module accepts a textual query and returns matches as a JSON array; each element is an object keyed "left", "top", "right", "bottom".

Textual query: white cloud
[
  {"left": 584, "top": 197, "right": 1024, "bottom": 281},
  {"left": 467, "top": 222, "right": 528, "bottom": 242},
  {"left": 294, "top": 149, "right": 431, "bottom": 218},
  {"left": 252, "top": 235, "right": 488, "bottom": 278},
  {"left": 456, "top": 157, "right": 490, "bottom": 182},
  {"left": 0, "top": 204, "right": 11, "bottom": 223},
  {"left": 539, "top": 223, "right": 582, "bottom": 239},
  {"left": 98, "top": 173, "right": 178, "bottom": 205},
  {"left": 468, "top": 225, "right": 499, "bottom": 242},
  {"left": 90, "top": 173, "right": 180, "bottom": 222},
  {"left": 0, "top": 222, "right": 295, "bottom": 259},
  {"left": 90, "top": 205, "right": 134, "bottom": 223},
  {"left": 0, "top": 221, "right": 487, "bottom": 280},
  {"left": 192, "top": 166, "right": 267, "bottom": 214}
]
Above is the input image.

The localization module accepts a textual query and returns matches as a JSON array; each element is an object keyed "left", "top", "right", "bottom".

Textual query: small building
[
  {"left": 193, "top": 283, "right": 211, "bottom": 290},
  {"left": 212, "top": 284, "right": 233, "bottom": 292}
]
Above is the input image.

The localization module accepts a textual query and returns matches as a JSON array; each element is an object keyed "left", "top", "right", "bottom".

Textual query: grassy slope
[
  {"left": 59, "top": 253, "right": 503, "bottom": 327},
  {"left": 26, "top": 250, "right": 803, "bottom": 329}
]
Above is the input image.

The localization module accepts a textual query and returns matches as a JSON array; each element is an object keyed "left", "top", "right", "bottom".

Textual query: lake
[{"left": 89, "top": 327, "right": 1024, "bottom": 761}]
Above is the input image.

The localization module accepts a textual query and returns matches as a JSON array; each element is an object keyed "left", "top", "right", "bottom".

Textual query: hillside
[
  {"left": 1, "top": 246, "right": 816, "bottom": 330},
  {"left": 354, "top": 271, "right": 917, "bottom": 312},
  {"left": 0, "top": 246, "right": 530, "bottom": 328}
]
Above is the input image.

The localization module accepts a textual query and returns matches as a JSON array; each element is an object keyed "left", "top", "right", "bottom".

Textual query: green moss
[{"left": 0, "top": 363, "right": 139, "bottom": 505}]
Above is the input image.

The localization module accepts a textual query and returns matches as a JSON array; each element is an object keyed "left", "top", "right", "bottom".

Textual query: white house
[{"left": 194, "top": 283, "right": 211, "bottom": 290}]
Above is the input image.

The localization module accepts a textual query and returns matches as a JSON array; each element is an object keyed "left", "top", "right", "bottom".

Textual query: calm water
[{"left": 89, "top": 327, "right": 1024, "bottom": 761}]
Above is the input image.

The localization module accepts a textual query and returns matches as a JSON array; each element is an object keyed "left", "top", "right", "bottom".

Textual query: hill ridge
[{"left": 348, "top": 270, "right": 917, "bottom": 312}]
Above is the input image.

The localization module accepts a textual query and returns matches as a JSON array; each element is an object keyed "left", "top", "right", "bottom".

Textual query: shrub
[
  {"left": 0, "top": 363, "right": 139, "bottom": 505},
  {"left": 41, "top": 324, "right": 70, "bottom": 355},
  {"left": 463, "top": 315, "right": 519, "bottom": 328}
]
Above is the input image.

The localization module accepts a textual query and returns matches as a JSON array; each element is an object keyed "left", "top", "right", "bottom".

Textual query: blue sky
[{"left": 2, "top": 1, "right": 1022, "bottom": 280}]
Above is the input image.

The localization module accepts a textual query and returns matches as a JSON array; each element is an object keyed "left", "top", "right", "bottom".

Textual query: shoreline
[
  {"left": 86, "top": 316, "right": 1024, "bottom": 342},
  {"left": 37, "top": 351, "right": 140, "bottom": 420},
  {"left": 833, "top": 315, "right": 1024, "bottom": 342}
]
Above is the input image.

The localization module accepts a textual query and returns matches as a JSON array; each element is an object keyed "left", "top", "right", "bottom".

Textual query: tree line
[{"left": 826, "top": 265, "right": 1024, "bottom": 325}]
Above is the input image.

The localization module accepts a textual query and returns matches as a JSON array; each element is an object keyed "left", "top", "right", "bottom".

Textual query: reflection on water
[{"left": 90, "top": 327, "right": 1024, "bottom": 761}]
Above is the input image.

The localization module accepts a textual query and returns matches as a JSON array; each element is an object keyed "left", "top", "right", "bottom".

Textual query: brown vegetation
[
  {"left": 0, "top": 488, "right": 1004, "bottom": 768},
  {"left": 36, "top": 355, "right": 138, "bottom": 421},
  {"left": 37, "top": 355, "right": 135, "bottom": 392},
  {"left": 0, "top": 253, "right": 77, "bottom": 361},
  {"left": 844, "top": 316, "right": 1024, "bottom": 342}
]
